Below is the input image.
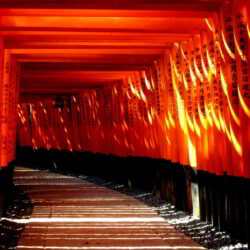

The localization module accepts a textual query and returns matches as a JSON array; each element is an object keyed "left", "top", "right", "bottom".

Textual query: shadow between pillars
[
  {"left": 0, "top": 161, "right": 34, "bottom": 249},
  {"left": 0, "top": 164, "right": 14, "bottom": 217},
  {"left": 15, "top": 146, "right": 250, "bottom": 247}
]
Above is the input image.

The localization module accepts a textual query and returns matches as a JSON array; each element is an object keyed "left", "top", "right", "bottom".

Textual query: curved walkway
[{"left": 14, "top": 167, "right": 206, "bottom": 250}]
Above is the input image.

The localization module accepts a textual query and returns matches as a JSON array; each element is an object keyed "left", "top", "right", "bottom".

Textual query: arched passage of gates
[{"left": 0, "top": 0, "right": 250, "bottom": 247}]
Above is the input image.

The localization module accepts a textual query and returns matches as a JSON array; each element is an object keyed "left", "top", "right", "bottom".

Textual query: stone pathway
[{"left": 14, "top": 167, "right": 206, "bottom": 250}]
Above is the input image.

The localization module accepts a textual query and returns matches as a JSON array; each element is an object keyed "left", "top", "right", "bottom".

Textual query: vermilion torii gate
[
  {"left": 0, "top": 38, "right": 20, "bottom": 169},
  {"left": 0, "top": 0, "right": 250, "bottom": 246}
]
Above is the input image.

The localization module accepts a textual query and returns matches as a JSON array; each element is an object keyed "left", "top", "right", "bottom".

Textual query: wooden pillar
[
  {"left": 191, "top": 167, "right": 200, "bottom": 217},
  {"left": 0, "top": 35, "right": 19, "bottom": 216}
]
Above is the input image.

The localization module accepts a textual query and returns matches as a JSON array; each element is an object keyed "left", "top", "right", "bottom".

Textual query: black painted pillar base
[
  {"left": 190, "top": 167, "right": 200, "bottom": 217},
  {"left": 0, "top": 163, "right": 14, "bottom": 217}
]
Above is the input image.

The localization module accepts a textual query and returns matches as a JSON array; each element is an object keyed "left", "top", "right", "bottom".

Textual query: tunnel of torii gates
[{"left": 0, "top": 0, "right": 250, "bottom": 245}]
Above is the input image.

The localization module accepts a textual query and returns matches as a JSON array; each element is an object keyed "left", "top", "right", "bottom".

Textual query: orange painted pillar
[
  {"left": 139, "top": 71, "right": 152, "bottom": 158},
  {"left": 133, "top": 73, "right": 144, "bottom": 157},
  {"left": 171, "top": 44, "right": 188, "bottom": 166},
  {"left": 168, "top": 49, "right": 180, "bottom": 163},
  {"left": 188, "top": 38, "right": 203, "bottom": 171},
  {"left": 0, "top": 37, "right": 3, "bottom": 166},
  {"left": 178, "top": 43, "right": 190, "bottom": 166},
  {"left": 193, "top": 34, "right": 210, "bottom": 173},
  {"left": 1, "top": 48, "right": 12, "bottom": 167},
  {"left": 11, "top": 59, "right": 20, "bottom": 161},
  {"left": 220, "top": 4, "right": 243, "bottom": 177},
  {"left": 158, "top": 57, "right": 170, "bottom": 160},
  {"left": 165, "top": 50, "right": 179, "bottom": 163},
  {"left": 151, "top": 61, "right": 165, "bottom": 159},
  {"left": 200, "top": 31, "right": 215, "bottom": 174},
  {"left": 161, "top": 54, "right": 172, "bottom": 161},
  {"left": 206, "top": 19, "right": 224, "bottom": 176},
  {"left": 233, "top": 0, "right": 250, "bottom": 178},
  {"left": 181, "top": 41, "right": 197, "bottom": 168}
]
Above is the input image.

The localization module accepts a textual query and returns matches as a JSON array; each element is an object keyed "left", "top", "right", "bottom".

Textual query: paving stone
[{"left": 14, "top": 167, "right": 206, "bottom": 250}]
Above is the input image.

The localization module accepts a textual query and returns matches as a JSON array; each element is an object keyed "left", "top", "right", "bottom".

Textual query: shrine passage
[
  {"left": 1, "top": 0, "right": 250, "bottom": 247},
  {"left": 5, "top": 0, "right": 248, "bottom": 178}
]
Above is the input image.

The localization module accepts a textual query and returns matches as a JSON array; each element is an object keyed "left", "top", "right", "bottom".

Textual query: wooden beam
[
  {"left": 17, "top": 54, "right": 159, "bottom": 64},
  {"left": 20, "top": 87, "right": 106, "bottom": 94},
  {"left": 21, "top": 63, "right": 149, "bottom": 71},
  {"left": 0, "top": 9, "right": 216, "bottom": 18},
  {"left": 0, "top": 0, "right": 224, "bottom": 11},
  {"left": 11, "top": 48, "right": 165, "bottom": 55},
  {"left": 0, "top": 18, "right": 207, "bottom": 33}
]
